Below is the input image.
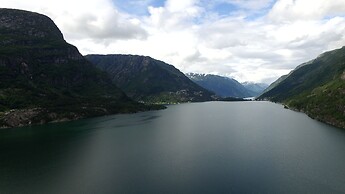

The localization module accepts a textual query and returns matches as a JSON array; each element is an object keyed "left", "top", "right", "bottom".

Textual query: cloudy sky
[{"left": 2, "top": 0, "right": 345, "bottom": 83}]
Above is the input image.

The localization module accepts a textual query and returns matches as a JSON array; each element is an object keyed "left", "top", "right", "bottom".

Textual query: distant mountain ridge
[
  {"left": 0, "top": 9, "right": 159, "bottom": 128},
  {"left": 85, "top": 55, "right": 215, "bottom": 103},
  {"left": 259, "top": 46, "right": 345, "bottom": 128},
  {"left": 241, "top": 82, "right": 268, "bottom": 97},
  {"left": 186, "top": 73, "right": 266, "bottom": 98}
]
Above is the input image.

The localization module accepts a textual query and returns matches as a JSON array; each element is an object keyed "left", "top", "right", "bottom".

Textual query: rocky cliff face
[
  {"left": 0, "top": 9, "right": 157, "bottom": 128},
  {"left": 0, "top": 9, "right": 64, "bottom": 44}
]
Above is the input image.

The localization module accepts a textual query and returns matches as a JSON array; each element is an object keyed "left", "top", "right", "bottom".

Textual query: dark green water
[{"left": 1, "top": 102, "right": 345, "bottom": 194}]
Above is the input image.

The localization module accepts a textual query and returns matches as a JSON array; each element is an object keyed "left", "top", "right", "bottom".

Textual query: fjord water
[{"left": 1, "top": 102, "right": 345, "bottom": 193}]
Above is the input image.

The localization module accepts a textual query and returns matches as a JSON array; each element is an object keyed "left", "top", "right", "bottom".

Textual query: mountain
[
  {"left": 261, "top": 75, "right": 288, "bottom": 94},
  {"left": 186, "top": 73, "right": 252, "bottom": 98},
  {"left": 259, "top": 46, "right": 345, "bottom": 128},
  {"left": 241, "top": 82, "right": 268, "bottom": 97},
  {"left": 0, "top": 9, "right": 160, "bottom": 128},
  {"left": 85, "top": 55, "right": 215, "bottom": 103}
]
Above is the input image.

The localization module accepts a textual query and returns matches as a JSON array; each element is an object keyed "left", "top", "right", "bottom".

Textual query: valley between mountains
[{"left": 0, "top": 8, "right": 344, "bottom": 129}]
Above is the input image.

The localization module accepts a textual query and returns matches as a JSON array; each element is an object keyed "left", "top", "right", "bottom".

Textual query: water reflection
[{"left": 0, "top": 102, "right": 345, "bottom": 193}]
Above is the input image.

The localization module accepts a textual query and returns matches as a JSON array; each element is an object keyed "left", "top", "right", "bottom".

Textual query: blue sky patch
[
  {"left": 212, "top": 2, "right": 239, "bottom": 16},
  {"left": 112, "top": 0, "right": 165, "bottom": 15}
]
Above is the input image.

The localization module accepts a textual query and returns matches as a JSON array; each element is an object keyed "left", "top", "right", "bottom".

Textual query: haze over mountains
[
  {"left": 242, "top": 82, "right": 269, "bottom": 97},
  {"left": 186, "top": 73, "right": 267, "bottom": 98}
]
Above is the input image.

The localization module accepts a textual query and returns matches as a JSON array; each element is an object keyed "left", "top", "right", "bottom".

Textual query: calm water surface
[{"left": 1, "top": 101, "right": 345, "bottom": 193}]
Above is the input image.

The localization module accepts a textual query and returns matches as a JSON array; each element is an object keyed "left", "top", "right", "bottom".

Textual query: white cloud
[
  {"left": 1, "top": 0, "right": 345, "bottom": 84},
  {"left": 269, "top": 0, "right": 345, "bottom": 22},
  {"left": 165, "top": 0, "right": 199, "bottom": 12},
  {"left": 220, "top": 0, "right": 274, "bottom": 10},
  {"left": 146, "top": 0, "right": 202, "bottom": 30},
  {"left": 0, "top": 0, "right": 148, "bottom": 41}
]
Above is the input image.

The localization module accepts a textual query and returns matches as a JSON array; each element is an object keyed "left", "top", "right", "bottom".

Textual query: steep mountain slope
[
  {"left": 186, "top": 73, "right": 252, "bottom": 98},
  {"left": 259, "top": 46, "right": 345, "bottom": 128},
  {"left": 0, "top": 9, "right": 157, "bottom": 128},
  {"left": 85, "top": 55, "right": 215, "bottom": 103},
  {"left": 261, "top": 75, "right": 288, "bottom": 94},
  {"left": 241, "top": 82, "right": 268, "bottom": 97}
]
